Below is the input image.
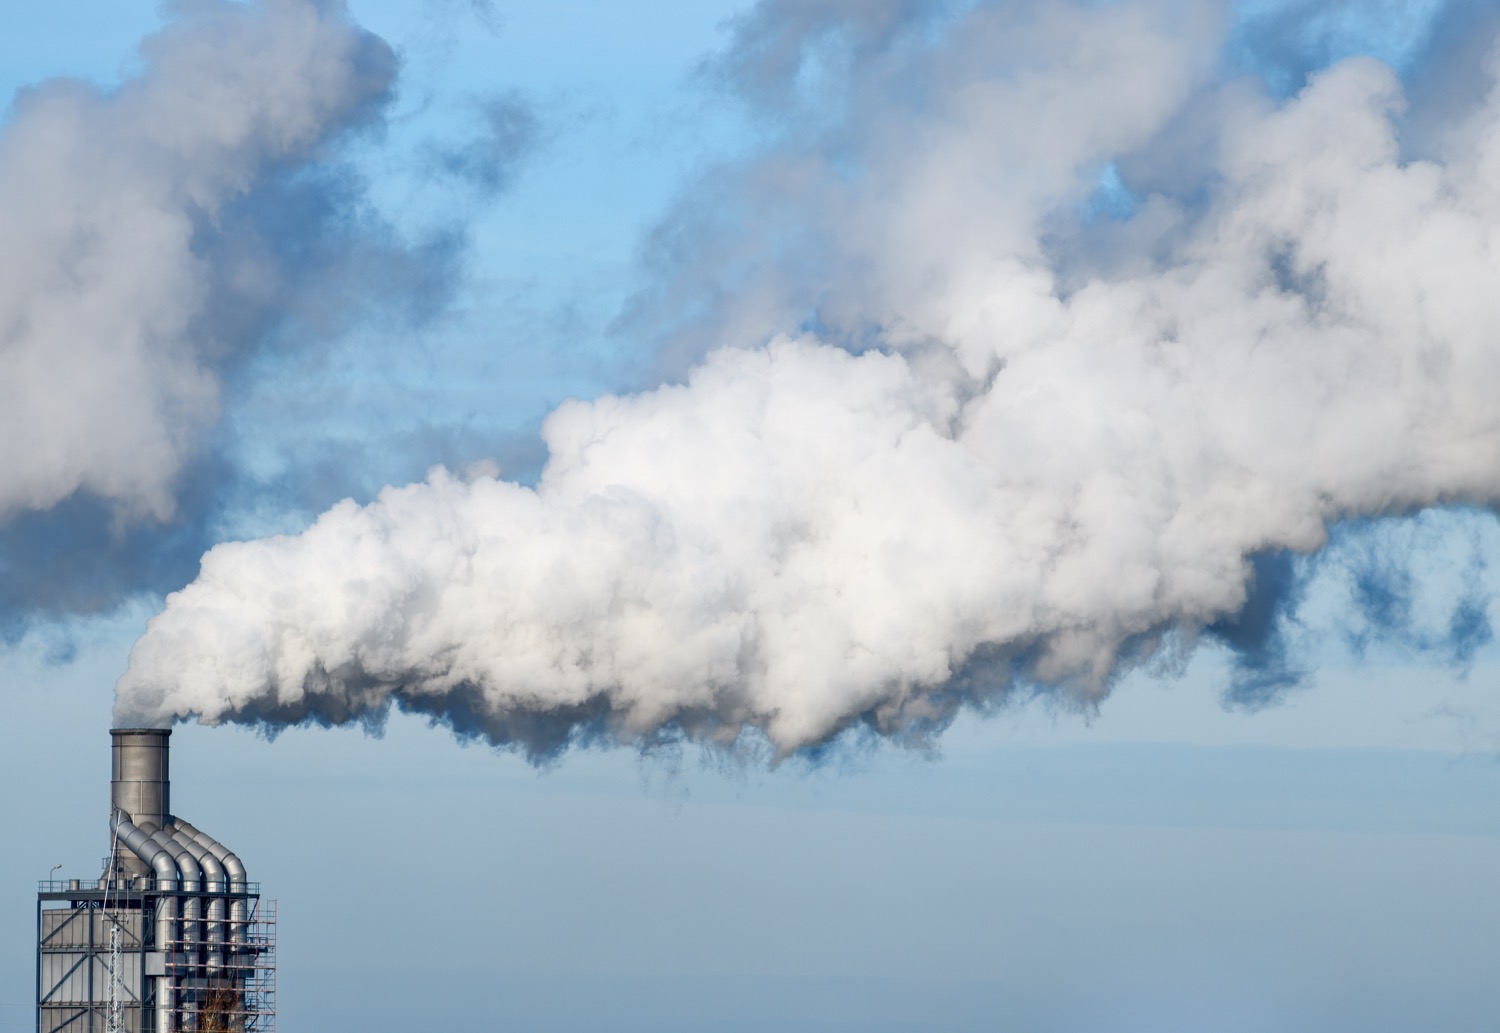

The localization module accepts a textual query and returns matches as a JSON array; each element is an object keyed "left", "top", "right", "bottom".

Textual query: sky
[{"left": 4, "top": 1, "right": 1500, "bottom": 1030}]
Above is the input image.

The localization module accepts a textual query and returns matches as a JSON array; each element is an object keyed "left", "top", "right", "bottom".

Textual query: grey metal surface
[
  {"left": 110, "top": 728, "right": 171, "bottom": 877},
  {"left": 169, "top": 830, "right": 226, "bottom": 891},
  {"left": 112, "top": 811, "right": 179, "bottom": 1032},
  {"left": 113, "top": 813, "right": 179, "bottom": 896},
  {"left": 37, "top": 902, "right": 147, "bottom": 1033},
  {"left": 169, "top": 817, "right": 246, "bottom": 889},
  {"left": 171, "top": 816, "right": 250, "bottom": 953},
  {"left": 144, "top": 824, "right": 206, "bottom": 987},
  {"left": 170, "top": 826, "right": 227, "bottom": 972}
]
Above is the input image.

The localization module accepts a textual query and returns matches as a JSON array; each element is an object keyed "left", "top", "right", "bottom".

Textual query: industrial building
[{"left": 36, "top": 729, "right": 275, "bottom": 1032}]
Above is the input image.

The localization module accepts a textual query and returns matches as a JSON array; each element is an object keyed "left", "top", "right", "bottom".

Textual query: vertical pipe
[
  {"left": 170, "top": 828, "right": 226, "bottom": 974},
  {"left": 154, "top": 895, "right": 175, "bottom": 1033},
  {"left": 145, "top": 824, "right": 203, "bottom": 1030},
  {"left": 113, "top": 813, "right": 179, "bottom": 1033},
  {"left": 170, "top": 818, "right": 247, "bottom": 979}
]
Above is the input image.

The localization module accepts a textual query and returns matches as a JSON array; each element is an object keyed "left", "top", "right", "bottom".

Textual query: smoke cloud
[
  {"left": 0, "top": 0, "right": 395, "bottom": 525},
  {"left": 116, "top": 0, "right": 1500, "bottom": 759}
]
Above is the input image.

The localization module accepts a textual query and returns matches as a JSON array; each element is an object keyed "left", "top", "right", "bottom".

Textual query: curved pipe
[
  {"left": 171, "top": 830, "right": 227, "bottom": 892},
  {"left": 144, "top": 825, "right": 203, "bottom": 892},
  {"left": 113, "top": 811, "right": 179, "bottom": 1033},
  {"left": 170, "top": 825, "right": 227, "bottom": 972},
  {"left": 171, "top": 817, "right": 247, "bottom": 890},
  {"left": 145, "top": 825, "right": 205, "bottom": 994},
  {"left": 172, "top": 817, "right": 250, "bottom": 971},
  {"left": 113, "top": 811, "right": 179, "bottom": 892}
]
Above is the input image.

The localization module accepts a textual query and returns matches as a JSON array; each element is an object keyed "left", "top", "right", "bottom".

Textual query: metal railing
[{"left": 39, "top": 878, "right": 262, "bottom": 895}]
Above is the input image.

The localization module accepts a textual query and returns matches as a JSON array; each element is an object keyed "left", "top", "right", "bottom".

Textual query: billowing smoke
[
  {"left": 0, "top": 0, "right": 393, "bottom": 525},
  {"left": 116, "top": 0, "right": 1500, "bottom": 759}
]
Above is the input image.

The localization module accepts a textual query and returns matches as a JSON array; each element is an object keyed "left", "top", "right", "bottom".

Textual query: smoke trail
[
  {"left": 116, "top": 0, "right": 1500, "bottom": 759},
  {"left": 0, "top": 0, "right": 394, "bottom": 525}
]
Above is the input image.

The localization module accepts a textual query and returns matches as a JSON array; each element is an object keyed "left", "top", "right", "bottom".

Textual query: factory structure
[{"left": 36, "top": 729, "right": 275, "bottom": 1032}]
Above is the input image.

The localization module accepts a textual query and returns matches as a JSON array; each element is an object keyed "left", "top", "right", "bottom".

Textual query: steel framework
[{"left": 37, "top": 880, "right": 275, "bottom": 1033}]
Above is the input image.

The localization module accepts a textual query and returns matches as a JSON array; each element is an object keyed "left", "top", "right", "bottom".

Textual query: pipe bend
[
  {"left": 169, "top": 822, "right": 228, "bottom": 972},
  {"left": 170, "top": 826, "right": 228, "bottom": 891},
  {"left": 172, "top": 816, "right": 248, "bottom": 889},
  {"left": 145, "top": 825, "right": 203, "bottom": 892},
  {"left": 113, "top": 811, "right": 179, "bottom": 889}
]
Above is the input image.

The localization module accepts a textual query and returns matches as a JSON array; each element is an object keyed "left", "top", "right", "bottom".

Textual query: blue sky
[{"left": 4, "top": 1, "right": 1500, "bottom": 1030}]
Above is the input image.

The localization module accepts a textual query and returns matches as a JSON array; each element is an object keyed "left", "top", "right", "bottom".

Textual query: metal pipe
[
  {"left": 169, "top": 825, "right": 226, "bottom": 973},
  {"left": 145, "top": 823, "right": 204, "bottom": 1005},
  {"left": 113, "top": 810, "right": 179, "bottom": 1033},
  {"left": 169, "top": 818, "right": 246, "bottom": 890},
  {"left": 171, "top": 817, "right": 249, "bottom": 977}
]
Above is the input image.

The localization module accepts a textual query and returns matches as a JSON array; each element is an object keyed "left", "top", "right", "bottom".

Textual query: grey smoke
[
  {"left": 0, "top": 0, "right": 519, "bottom": 624},
  {"left": 117, "top": 0, "right": 1500, "bottom": 759},
  {"left": 0, "top": 0, "right": 394, "bottom": 525}
]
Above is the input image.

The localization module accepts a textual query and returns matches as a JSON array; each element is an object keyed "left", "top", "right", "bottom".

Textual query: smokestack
[
  {"left": 110, "top": 727, "right": 170, "bottom": 877},
  {"left": 39, "top": 728, "right": 275, "bottom": 1030}
]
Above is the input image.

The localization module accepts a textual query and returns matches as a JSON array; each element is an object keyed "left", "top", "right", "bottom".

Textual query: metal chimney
[{"left": 110, "top": 728, "right": 170, "bottom": 876}]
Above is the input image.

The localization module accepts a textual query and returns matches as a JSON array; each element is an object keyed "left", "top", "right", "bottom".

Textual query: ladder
[{"left": 106, "top": 918, "right": 124, "bottom": 1033}]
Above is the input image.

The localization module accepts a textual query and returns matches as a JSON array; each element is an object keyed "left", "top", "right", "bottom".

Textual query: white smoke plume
[
  {"left": 117, "top": 0, "right": 1500, "bottom": 758},
  {"left": 0, "top": 0, "right": 393, "bottom": 524}
]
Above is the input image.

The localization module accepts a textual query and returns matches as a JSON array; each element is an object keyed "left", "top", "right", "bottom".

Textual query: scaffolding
[{"left": 37, "top": 879, "right": 276, "bottom": 1033}]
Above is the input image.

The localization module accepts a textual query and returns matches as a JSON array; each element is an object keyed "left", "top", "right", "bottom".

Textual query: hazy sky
[{"left": 4, "top": 2, "right": 1500, "bottom": 1030}]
